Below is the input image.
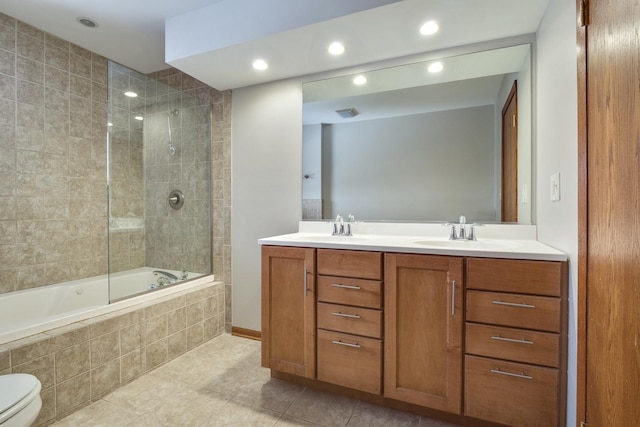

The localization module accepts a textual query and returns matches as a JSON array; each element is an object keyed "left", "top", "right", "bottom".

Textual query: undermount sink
[
  {"left": 412, "top": 239, "right": 523, "bottom": 250},
  {"left": 291, "top": 235, "right": 370, "bottom": 243}
]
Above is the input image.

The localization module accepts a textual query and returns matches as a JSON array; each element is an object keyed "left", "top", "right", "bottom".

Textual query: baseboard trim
[{"left": 231, "top": 326, "right": 261, "bottom": 341}]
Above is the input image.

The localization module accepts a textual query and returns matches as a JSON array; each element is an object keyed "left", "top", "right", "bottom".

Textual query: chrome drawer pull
[
  {"left": 492, "top": 300, "right": 535, "bottom": 309},
  {"left": 491, "top": 335, "right": 534, "bottom": 345},
  {"left": 331, "top": 283, "right": 361, "bottom": 290},
  {"left": 490, "top": 368, "right": 533, "bottom": 380},
  {"left": 331, "top": 312, "right": 361, "bottom": 319},
  {"left": 331, "top": 340, "right": 361, "bottom": 348}
]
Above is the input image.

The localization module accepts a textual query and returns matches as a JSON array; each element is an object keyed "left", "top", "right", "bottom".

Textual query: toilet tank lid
[{"left": 0, "top": 374, "right": 40, "bottom": 414}]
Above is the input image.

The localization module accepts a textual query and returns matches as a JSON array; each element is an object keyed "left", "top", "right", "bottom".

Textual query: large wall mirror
[{"left": 302, "top": 43, "right": 532, "bottom": 224}]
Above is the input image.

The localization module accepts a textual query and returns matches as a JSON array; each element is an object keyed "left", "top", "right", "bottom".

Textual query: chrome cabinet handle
[
  {"left": 331, "top": 340, "right": 361, "bottom": 348},
  {"left": 304, "top": 268, "right": 308, "bottom": 296},
  {"left": 492, "top": 300, "right": 535, "bottom": 309},
  {"left": 331, "top": 312, "right": 361, "bottom": 319},
  {"left": 490, "top": 368, "right": 533, "bottom": 380},
  {"left": 331, "top": 283, "right": 361, "bottom": 290},
  {"left": 491, "top": 335, "right": 534, "bottom": 345},
  {"left": 451, "top": 280, "right": 456, "bottom": 316}
]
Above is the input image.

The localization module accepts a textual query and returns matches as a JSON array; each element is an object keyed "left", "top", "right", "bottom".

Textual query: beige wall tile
[
  {"left": 90, "top": 331, "right": 119, "bottom": 367},
  {"left": 121, "top": 348, "right": 145, "bottom": 383},
  {"left": 167, "top": 307, "right": 186, "bottom": 335},
  {"left": 167, "top": 330, "right": 186, "bottom": 360},
  {"left": 120, "top": 322, "right": 144, "bottom": 355},
  {"left": 145, "top": 314, "right": 168, "bottom": 344},
  {"left": 35, "top": 386, "right": 56, "bottom": 426},
  {"left": 91, "top": 358, "right": 120, "bottom": 399},
  {"left": 56, "top": 372, "right": 90, "bottom": 417},
  {"left": 12, "top": 353, "right": 54, "bottom": 389},
  {"left": 55, "top": 341, "right": 90, "bottom": 383},
  {"left": 186, "top": 301, "right": 204, "bottom": 327},
  {"left": 186, "top": 323, "right": 203, "bottom": 350},
  {"left": 145, "top": 338, "right": 167, "bottom": 370}
]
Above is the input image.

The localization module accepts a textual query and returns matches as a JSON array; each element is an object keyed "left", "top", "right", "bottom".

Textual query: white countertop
[{"left": 258, "top": 221, "right": 568, "bottom": 262}]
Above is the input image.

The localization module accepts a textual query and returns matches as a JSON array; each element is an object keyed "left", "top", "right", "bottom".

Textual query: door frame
[{"left": 576, "top": 0, "right": 588, "bottom": 425}]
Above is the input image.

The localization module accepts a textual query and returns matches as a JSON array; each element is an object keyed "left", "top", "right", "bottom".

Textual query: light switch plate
[{"left": 550, "top": 172, "right": 560, "bottom": 201}]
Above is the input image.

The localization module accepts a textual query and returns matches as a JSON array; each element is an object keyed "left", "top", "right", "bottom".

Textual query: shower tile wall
[
  {"left": 0, "top": 14, "right": 109, "bottom": 294},
  {"left": 143, "top": 70, "right": 216, "bottom": 276},
  {"left": 146, "top": 68, "right": 232, "bottom": 329},
  {"left": 107, "top": 63, "right": 146, "bottom": 273}
]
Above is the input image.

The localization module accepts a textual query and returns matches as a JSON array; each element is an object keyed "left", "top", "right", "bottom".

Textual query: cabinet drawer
[
  {"left": 465, "top": 323, "right": 560, "bottom": 367},
  {"left": 317, "top": 330, "right": 382, "bottom": 394},
  {"left": 317, "top": 249, "right": 382, "bottom": 280},
  {"left": 467, "top": 258, "right": 562, "bottom": 297},
  {"left": 466, "top": 290, "right": 561, "bottom": 332},
  {"left": 318, "top": 302, "right": 382, "bottom": 338},
  {"left": 317, "top": 275, "right": 382, "bottom": 309},
  {"left": 464, "top": 355, "right": 559, "bottom": 427}
]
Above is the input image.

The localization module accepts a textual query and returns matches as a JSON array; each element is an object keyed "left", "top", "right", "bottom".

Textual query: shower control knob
[{"left": 168, "top": 190, "right": 185, "bottom": 210}]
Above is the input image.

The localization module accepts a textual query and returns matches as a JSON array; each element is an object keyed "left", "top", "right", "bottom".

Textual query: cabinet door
[
  {"left": 384, "top": 253, "right": 463, "bottom": 414},
  {"left": 261, "top": 246, "right": 316, "bottom": 378}
]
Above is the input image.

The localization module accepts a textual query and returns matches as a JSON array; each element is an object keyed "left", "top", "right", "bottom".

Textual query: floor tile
[
  {"left": 284, "top": 387, "right": 357, "bottom": 427},
  {"left": 347, "top": 400, "right": 421, "bottom": 427},
  {"left": 51, "top": 334, "right": 462, "bottom": 427}
]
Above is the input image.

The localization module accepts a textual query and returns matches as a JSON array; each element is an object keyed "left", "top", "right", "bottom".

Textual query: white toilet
[{"left": 0, "top": 374, "right": 42, "bottom": 427}]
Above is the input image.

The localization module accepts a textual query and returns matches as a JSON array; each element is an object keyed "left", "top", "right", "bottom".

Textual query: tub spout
[{"left": 153, "top": 270, "right": 178, "bottom": 284}]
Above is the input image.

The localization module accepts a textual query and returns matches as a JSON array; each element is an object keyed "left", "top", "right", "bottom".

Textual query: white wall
[
  {"left": 322, "top": 106, "right": 497, "bottom": 222},
  {"left": 231, "top": 80, "right": 302, "bottom": 330},
  {"left": 535, "top": 0, "right": 578, "bottom": 426}
]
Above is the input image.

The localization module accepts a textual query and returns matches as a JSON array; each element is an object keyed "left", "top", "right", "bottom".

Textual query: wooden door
[
  {"left": 384, "top": 253, "right": 464, "bottom": 414},
  {"left": 579, "top": 0, "right": 640, "bottom": 425},
  {"left": 261, "top": 246, "right": 316, "bottom": 378},
  {"left": 501, "top": 81, "right": 518, "bottom": 222}
]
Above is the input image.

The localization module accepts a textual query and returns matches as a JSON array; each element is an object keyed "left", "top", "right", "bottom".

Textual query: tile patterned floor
[{"left": 52, "top": 334, "right": 460, "bottom": 427}]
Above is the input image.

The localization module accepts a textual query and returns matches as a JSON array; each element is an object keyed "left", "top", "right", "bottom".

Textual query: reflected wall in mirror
[{"left": 302, "top": 44, "right": 531, "bottom": 224}]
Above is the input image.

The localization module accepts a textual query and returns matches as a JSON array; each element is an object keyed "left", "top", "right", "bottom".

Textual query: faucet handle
[
  {"left": 448, "top": 224, "right": 458, "bottom": 240},
  {"left": 335, "top": 214, "right": 343, "bottom": 222},
  {"left": 347, "top": 213, "right": 355, "bottom": 222}
]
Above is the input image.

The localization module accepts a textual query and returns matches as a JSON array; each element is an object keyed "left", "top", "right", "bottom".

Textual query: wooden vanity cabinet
[
  {"left": 384, "top": 253, "right": 464, "bottom": 414},
  {"left": 316, "top": 249, "right": 384, "bottom": 394},
  {"left": 464, "top": 258, "right": 567, "bottom": 427},
  {"left": 261, "top": 246, "right": 316, "bottom": 378}
]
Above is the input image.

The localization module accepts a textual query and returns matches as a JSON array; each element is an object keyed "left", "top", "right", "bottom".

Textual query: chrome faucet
[
  {"left": 153, "top": 270, "right": 178, "bottom": 284},
  {"left": 448, "top": 215, "right": 477, "bottom": 241},
  {"left": 332, "top": 213, "right": 355, "bottom": 236}
]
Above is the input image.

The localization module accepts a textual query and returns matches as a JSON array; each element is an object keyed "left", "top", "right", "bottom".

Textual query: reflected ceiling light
[
  {"left": 328, "top": 42, "right": 345, "bottom": 55},
  {"left": 252, "top": 59, "right": 268, "bottom": 70},
  {"left": 124, "top": 91, "right": 138, "bottom": 97},
  {"left": 76, "top": 17, "right": 98, "bottom": 28},
  {"left": 353, "top": 75, "right": 367, "bottom": 85},
  {"left": 134, "top": 116, "right": 143, "bottom": 121},
  {"left": 420, "top": 20, "right": 439, "bottom": 35},
  {"left": 427, "top": 61, "right": 444, "bottom": 73}
]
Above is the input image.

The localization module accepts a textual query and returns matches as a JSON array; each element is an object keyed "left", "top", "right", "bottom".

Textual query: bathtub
[{"left": 0, "top": 267, "right": 212, "bottom": 345}]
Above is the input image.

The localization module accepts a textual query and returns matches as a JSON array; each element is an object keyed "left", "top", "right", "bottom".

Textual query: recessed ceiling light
[
  {"left": 253, "top": 59, "right": 268, "bottom": 71},
  {"left": 124, "top": 91, "right": 138, "bottom": 98},
  {"left": 353, "top": 75, "right": 367, "bottom": 85},
  {"left": 427, "top": 62, "right": 444, "bottom": 73},
  {"left": 420, "top": 20, "right": 439, "bottom": 36},
  {"left": 134, "top": 116, "right": 143, "bottom": 121},
  {"left": 76, "top": 17, "right": 98, "bottom": 28},
  {"left": 328, "top": 42, "right": 345, "bottom": 55}
]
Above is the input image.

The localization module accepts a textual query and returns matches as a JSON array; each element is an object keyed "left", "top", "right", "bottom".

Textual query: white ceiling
[{"left": 0, "top": 0, "right": 549, "bottom": 90}]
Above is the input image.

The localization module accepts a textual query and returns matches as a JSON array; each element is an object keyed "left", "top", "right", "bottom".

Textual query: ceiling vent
[{"left": 336, "top": 108, "right": 359, "bottom": 118}]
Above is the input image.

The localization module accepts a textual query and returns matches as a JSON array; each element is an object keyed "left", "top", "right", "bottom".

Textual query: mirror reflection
[{"left": 302, "top": 44, "right": 531, "bottom": 224}]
